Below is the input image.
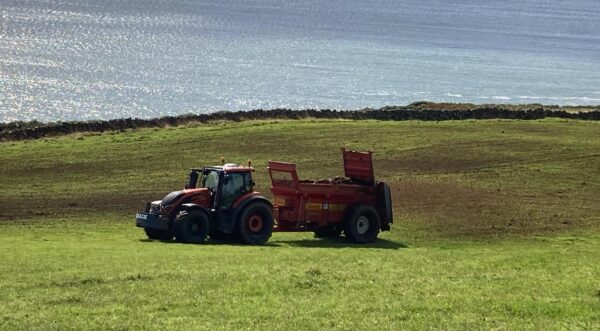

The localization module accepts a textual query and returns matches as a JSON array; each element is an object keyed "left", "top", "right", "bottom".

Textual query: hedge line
[{"left": 2, "top": 103, "right": 599, "bottom": 141}]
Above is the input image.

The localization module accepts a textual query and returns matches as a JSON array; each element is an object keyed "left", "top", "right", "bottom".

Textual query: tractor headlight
[{"left": 150, "top": 200, "right": 162, "bottom": 213}]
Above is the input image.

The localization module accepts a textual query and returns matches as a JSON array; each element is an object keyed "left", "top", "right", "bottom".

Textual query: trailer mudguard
[{"left": 378, "top": 182, "right": 393, "bottom": 231}]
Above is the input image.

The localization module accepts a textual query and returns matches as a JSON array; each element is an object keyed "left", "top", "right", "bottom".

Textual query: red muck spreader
[
  {"left": 135, "top": 148, "right": 392, "bottom": 244},
  {"left": 269, "top": 148, "right": 393, "bottom": 243}
]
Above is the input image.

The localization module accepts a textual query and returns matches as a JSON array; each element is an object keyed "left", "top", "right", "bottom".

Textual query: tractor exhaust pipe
[{"left": 186, "top": 170, "right": 199, "bottom": 189}]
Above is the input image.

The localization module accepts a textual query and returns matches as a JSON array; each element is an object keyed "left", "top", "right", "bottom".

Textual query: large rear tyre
[
  {"left": 237, "top": 202, "right": 273, "bottom": 245},
  {"left": 313, "top": 224, "right": 343, "bottom": 238},
  {"left": 144, "top": 228, "right": 173, "bottom": 240},
  {"left": 174, "top": 210, "right": 209, "bottom": 244},
  {"left": 344, "top": 205, "right": 381, "bottom": 244}
]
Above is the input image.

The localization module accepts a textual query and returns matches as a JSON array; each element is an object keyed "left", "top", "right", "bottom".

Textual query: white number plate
[{"left": 136, "top": 213, "right": 148, "bottom": 220}]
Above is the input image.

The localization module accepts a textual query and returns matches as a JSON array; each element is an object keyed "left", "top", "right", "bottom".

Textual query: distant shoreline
[{"left": 2, "top": 102, "right": 599, "bottom": 141}]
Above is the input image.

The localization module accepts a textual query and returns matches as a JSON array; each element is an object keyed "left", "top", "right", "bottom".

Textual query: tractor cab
[{"left": 186, "top": 164, "right": 255, "bottom": 210}]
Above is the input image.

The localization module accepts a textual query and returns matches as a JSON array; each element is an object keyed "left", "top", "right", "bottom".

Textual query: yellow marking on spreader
[
  {"left": 304, "top": 202, "right": 346, "bottom": 212},
  {"left": 328, "top": 203, "right": 346, "bottom": 212},
  {"left": 305, "top": 202, "right": 322, "bottom": 211},
  {"left": 274, "top": 196, "right": 287, "bottom": 206}
]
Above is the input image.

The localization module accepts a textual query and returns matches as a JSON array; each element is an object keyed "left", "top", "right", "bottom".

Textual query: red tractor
[
  {"left": 135, "top": 149, "right": 392, "bottom": 244},
  {"left": 135, "top": 163, "right": 274, "bottom": 244}
]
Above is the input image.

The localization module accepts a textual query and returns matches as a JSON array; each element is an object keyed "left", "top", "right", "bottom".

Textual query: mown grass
[{"left": 1, "top": 119, "right": 599, "bottom": 329}]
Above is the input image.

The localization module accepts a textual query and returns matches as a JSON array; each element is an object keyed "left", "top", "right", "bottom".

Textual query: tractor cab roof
[{"left": 192, "top": 164, "right": 254, "bottom": 173}]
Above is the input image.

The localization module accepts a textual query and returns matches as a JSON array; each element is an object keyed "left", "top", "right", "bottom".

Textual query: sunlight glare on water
[{"left": 1, "top": 0, "right": 599, "bottom": 122}]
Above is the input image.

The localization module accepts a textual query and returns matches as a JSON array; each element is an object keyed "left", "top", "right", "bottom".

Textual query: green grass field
[{"left": 1, "top": 119, "right": 599, "bottom": 329}]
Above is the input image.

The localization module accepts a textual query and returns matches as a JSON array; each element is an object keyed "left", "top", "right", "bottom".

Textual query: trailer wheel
[
  {"left": 174, "top": 210, "right": 209, "bottom": 244},
  {"left": 313, "top": 224, "right": 343, "bottom": 238},
  {"left": 144, "top": 228, "right": 173, "bottom": 241},
  {"left": 237, "top": 202, "right": 273, "bottom": 245},
  {"left": 344, "top": 205, "right": 381, "bottom": 243}
]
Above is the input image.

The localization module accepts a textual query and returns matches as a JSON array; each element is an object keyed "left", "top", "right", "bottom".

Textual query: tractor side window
[
  {"left": 243, "top": 172, "right": 252, "bottom": 192},
  {"left": 220, "top": 173, "right": 249, "bottom": 208}
]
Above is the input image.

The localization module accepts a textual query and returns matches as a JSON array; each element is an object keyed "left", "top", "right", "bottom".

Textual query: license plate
[{"left": 136, "top": 213, "right": 148, "bottom": 220}]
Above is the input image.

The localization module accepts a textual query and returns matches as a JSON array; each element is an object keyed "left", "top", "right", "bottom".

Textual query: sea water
[{"left": 1, "top": 0, "right": 599, "bottom": 122}]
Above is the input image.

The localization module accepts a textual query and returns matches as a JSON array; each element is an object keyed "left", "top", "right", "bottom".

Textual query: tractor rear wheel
[
  {"left": 237, "top": 202, "right": 273, "bottom": 245},
  {"left": 144, "top": 228, "right": 173, "bottom": 241},
  {"left": 313, "top": 224, "right": 343, "bottom": 238},
  {"left": 174, "top": 210, "right": 210, "bottom": 244},
  {"left": 344, "top": 205, "right": 381, "bottom": 244}
]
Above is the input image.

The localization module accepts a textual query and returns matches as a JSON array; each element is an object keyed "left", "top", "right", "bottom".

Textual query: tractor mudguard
[
  {"left": 178, "top": 203, "right": 213, "bottom": 232},
  {"left": 179, "top": 203, "right": 210, "bottom": 216}
]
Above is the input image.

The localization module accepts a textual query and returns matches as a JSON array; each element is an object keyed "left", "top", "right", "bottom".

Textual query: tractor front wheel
[
  {"left": 144, "top": 228, "right": 173, "bottom": 241},
  {"left": 174, "top": 210, "right": 210, "bottom": 244},
  {"left": 344, "top": 205, "right": 381, "bottom": 244},
  {"left": 237, "top": 202, "right": 273, "bottom": 245}
]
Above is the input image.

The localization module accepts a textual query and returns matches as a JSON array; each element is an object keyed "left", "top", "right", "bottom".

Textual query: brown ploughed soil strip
[{"left": 391, "top": 179, "right": 597, "bottom": 237}]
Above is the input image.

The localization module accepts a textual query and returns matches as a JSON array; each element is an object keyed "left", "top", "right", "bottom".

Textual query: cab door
[{"left": 220, "top": 172, "right": 251, "bottom": 209}]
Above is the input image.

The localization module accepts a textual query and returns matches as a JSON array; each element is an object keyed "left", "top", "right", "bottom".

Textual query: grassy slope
[{"left": 1, "top": 119, "right": 599, "bottom": 329}]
